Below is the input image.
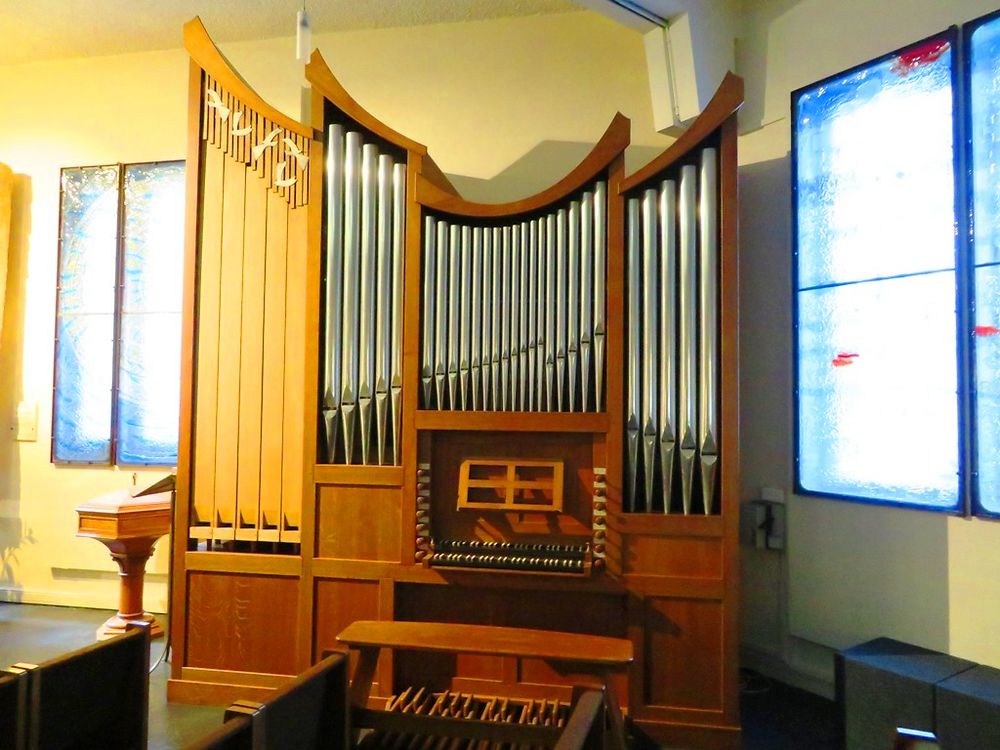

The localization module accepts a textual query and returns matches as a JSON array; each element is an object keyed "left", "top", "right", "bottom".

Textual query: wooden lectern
[{"left": 75, "top": 475, "right": 174, "bottom": 640}]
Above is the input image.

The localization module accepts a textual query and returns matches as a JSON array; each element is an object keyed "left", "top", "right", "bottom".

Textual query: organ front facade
[{"left": 170, "top": 18, "right": 743, "bottom": 750}]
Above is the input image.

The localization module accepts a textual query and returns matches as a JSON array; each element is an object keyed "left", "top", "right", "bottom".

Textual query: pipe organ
[{"left": 171, "top": 17, "right": 743, "bottom": 750}]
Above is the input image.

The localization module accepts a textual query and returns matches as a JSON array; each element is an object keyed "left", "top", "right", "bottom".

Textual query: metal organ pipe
[
  {"left": 323, "top": 129, "right": 406, "bottom": 465},
  {"left": 411, "top": 180, "right": 607, "bottom": 416},
  {"left": 621, "top": 148, "right": 721, "bottom": 514}
]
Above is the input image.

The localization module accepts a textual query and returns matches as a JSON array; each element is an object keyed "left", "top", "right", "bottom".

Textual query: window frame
[
  {"left": 51, "top": 159, "right": 184, "bottom": 467},
  {"left": 790, "top": 27, "right": 972, "bottom": 515}
]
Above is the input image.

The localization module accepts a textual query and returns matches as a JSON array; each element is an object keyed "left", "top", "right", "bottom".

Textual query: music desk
[
  {"left": 75, "top": 476, "right": 174, "bottom": 640},
  {"left": 337, "top": 620, "right": 633, "bottom": 750}
]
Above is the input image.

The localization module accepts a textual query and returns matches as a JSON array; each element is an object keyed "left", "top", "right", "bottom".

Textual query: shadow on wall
[
  {"left": 0, "top": 173, "right": 32, "bottom": 596},
  {"left": 447, "top": 140, "right": 665, "bottom": 204}
]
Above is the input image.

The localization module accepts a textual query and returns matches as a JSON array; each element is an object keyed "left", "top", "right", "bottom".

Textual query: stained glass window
[
  {"left": 969, "top": 11, "right": 1000, "bottom": 518},
  {"left": 793, "top": 32, "right": 962, "bottom": 510},
  {"left": 54, "top": 161, "right": 184, "bottom": 465}
]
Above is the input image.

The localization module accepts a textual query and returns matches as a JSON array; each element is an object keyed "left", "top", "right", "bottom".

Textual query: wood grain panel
[
  {"left": 281, "top": 204, "right": 307, "bottom": 541},
  {"left": 316, "top": 485, "right": 402, "bottom": 561},
  {"left": 643, "top": 597, "right": 723, "bottom": 711},
  {"left": 313, "top": 578, "right": 379, "bottom": 665},
  {"left": 624, "top": 536, "right": 722, "bottom": 579},
  {"left": 186, "top": 572, "right": 298, "bottom": 675},
  {"left": 430, "top": 432, "right": 594, "bottom": 541},
  {"left": 191, "top": 145, "right": 224, "bottom": 535},
  {"left": 236, "top": 168, "right": 267, "bottom": 540},
  {"left": 213, "top": 158, "right": 247, "bottom": 539},
  {"left": 258, "top": 190, "right": 288, "bottom": 540}
]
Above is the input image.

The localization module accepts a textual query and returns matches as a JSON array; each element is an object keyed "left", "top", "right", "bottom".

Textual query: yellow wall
[
  {"left": 737, "top": 0, "right": 1000, "bottom": 692},
  {"left": 0, "top": 10, "right": 668, "bottom": 613}
]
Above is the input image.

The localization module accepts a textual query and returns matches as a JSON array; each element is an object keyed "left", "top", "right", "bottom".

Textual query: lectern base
[{"left": 97, "top": 611, "right": 164, "bottom": 641}]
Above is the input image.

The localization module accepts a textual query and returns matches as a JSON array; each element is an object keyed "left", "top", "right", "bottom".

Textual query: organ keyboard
[{"left": 427, "top": 539, "right": 591, "bottom": 575}]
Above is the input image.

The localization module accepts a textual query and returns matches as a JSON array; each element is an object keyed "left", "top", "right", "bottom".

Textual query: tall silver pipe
[
  {"left": 526, "top": 219, "right": 538, "bottom": 412},
  {"left": 374, "top": 153, "right": 393, "bottom": 465},
  {"left": 535, "top": 218, "right": 546, "bottom": 411},
  {"left": 322, "top": 124, "right": 344, "bottom": 462},
  {"left": 510, "top": 224, "right": 521, "bottom": 411},
  {"left": 434, "top": 220, "right": 449, "bottom": 410},
  {"left": 459, "top": 225, "right": 472, "bottom": 410},
  {"left": 544, "top": 214, "right": 556, "bottom": 411},
  {"left": 500, "top": 225, "right": 512, "bottom": 410},
  {"left": 567, "top": 201, "right": 580, "bottom": 412},
  {"left": 357, "top": 142, "right": 378, "bottom": 465},
  {"left": 641, "top": 188, "right": 658, "bottom": 511},
  {"left": 699, "top": 148, "right": 719, "bottom": 514},
  {"left": 678, "top": 164, "right": 698, "bottom": 514},
  {"left": 470, "top": 226, "right": 483, "bottom": 411},
  {"left": 659, "top": 180, "right": 677, "bottom": 512},
  {"left": 421, "top": 216, "right": 436, "bottom": 411},
  {"left": 490, "top": 227, "right": 501, "bottom": 410},
  {"left": 447, "top": 223, "right": 461, "bottom": 410},
  {"left": 483, "top": 229, "right": 494, "bottom": 410},
  {"left": 593, "top": 182, "right": 607, "bottom": 412},
  {"left": 390, "top": 162, "right": 405, "bottom": 465},
  {"left": 339, "top": 131, "right": 362, "bottom": 464},
  {"left": 519, "top": 221, "right": 530, "bottom": 410},
  {"left": 555, "top": 208, "right": 568, "bottom": 411},
  {"left": 579, "top": 190, "right": 593, "bottom": 413},
  {"left": 625, "top": 198, "right": 641, "bottom": 512}
]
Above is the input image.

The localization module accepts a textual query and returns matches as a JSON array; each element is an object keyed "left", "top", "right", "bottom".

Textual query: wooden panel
[
  {"left": 186, "top": 572, "right": 298, "bottom": 675},
  {"left": 643, "top": 597, "right": 723, "bottom": 712},
  {"left": 313, "top": 578, "right": 379, "bottom": 664},
  {"left": 259, "top": 190, "right": 288, "bottom": 538},
  {"left": 316, "top": 485, "right": 402, "bottom": 561},
  {"left": 624, "top": 536, "right": 722, "bottom": 579},
  {"left": 236, "top": 167, "right": 267, "bottom": 540},
  {"left": 281, "top": 203, "right": 307, "bottom": 540},
  {"left": 191, "top": 145, "right": 224, "bottom": 534},
  {"left": 213, "top": 158, "right": 247, "bottom": 539},
  {"left": 430, "top": 432, "right": 594, "bottom": 541}
]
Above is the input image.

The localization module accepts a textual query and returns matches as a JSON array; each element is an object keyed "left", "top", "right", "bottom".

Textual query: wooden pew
[
  {"left": 184, "top": 652, "right": 350, "bottom": 750},
  {"left": 8, "top": 621, "right": 150, "bottom": 750},
  {"left": 0, "top": 667, "right": 28, "bottom": 750},
  {"left": 182, "top": 715, "right": 252, "bottom": 750},
  {"left": 337, "top": 621, "right": 633, "bottom": 750}
]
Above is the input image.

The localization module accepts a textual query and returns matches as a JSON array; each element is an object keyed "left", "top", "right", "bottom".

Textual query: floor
[{"left": 0, "top": 602, "right": 840, "bottom": 749}]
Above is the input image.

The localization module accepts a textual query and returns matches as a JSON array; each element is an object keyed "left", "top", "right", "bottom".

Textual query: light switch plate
[{"left": 15, "top": 402, "right": 37, "bottom": 442}]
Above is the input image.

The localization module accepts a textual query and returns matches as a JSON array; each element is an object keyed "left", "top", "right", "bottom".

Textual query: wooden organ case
[{"left": 170, "top": 18, "right": 743, "bottom": 750}]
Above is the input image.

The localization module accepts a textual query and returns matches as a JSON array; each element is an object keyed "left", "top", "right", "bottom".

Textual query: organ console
[{"left": 170, "top": 16, "right": 742, "bottom": 750}]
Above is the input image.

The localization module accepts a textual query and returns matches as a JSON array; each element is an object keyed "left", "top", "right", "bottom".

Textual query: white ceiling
[{"left": 0, "top": 0, "right": 578, "bottom": 67}]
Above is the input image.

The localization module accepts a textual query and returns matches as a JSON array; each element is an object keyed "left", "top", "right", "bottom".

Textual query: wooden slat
[
  {"left": 236, "top": 168, "right": 267, "bottom": 541},
  {"left": 213, "top": 157, "right": 247, "bottom": 540},
  {"left": 184, "top": 551, "right": 301, "bottom": 575},
  {"left": 281, "top": 203, "right": 308, "bottom": 541},
  {"left": 338, "top": 621, "right": 632, "bottom": 666},
  {"left": 191, "top": 145, "right": 224, "bottom": 535},
  {"left": 414, "top": 411, "right": 607, "bottom": 433},
  {"left": 258, "top": 190, "right": 288, "bottom": 540}
]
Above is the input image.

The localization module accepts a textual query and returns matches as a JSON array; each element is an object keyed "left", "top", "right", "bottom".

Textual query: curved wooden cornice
[
  {"left": 416, "top": 112, "right": 631, "bottom": 219},
  {"left": 306, "top": 50, "right": 428, "bottom": 155},
  {"left": 620, "top": 72, "right": 743, "bottom": 193},
  {"left": 184, "top": 16, "right": 311, "bottom": 139}
]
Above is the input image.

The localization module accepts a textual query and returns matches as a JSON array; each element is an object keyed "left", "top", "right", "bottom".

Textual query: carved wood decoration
[{"left": 171, "top": 17, "right": 743, "bottom": 750}]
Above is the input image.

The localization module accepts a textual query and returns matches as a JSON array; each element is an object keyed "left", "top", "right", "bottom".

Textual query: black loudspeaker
[
  {"left": 837, "top": 637, "right": 974, "bottom": 750},
  {"left": 936, "top": 664, "right": 1000, "bottom": 750}
]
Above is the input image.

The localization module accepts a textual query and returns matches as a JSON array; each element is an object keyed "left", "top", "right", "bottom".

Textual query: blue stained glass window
[
  {"left": 54, "top": 162, "right": 184, "bottom": 465},
  {"left": 54, "top": 167, "right": 119, "bottom": 462},
  {"left": 117, "top": 163, "right": 185, "bottom": 464},
  {"left": 970, "top": 12, "right": 1000, "bottom": 516},
  {"left": 793, "top": 33, "right": 962, "bottom": 510}
]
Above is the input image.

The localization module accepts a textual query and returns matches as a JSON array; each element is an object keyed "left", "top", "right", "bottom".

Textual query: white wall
[
  {"left": 0, "top": 10, "right": 669, "bottom": 613},
  {"left": 736, "top": 0, "right": 1000, "bottom": 693}
]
